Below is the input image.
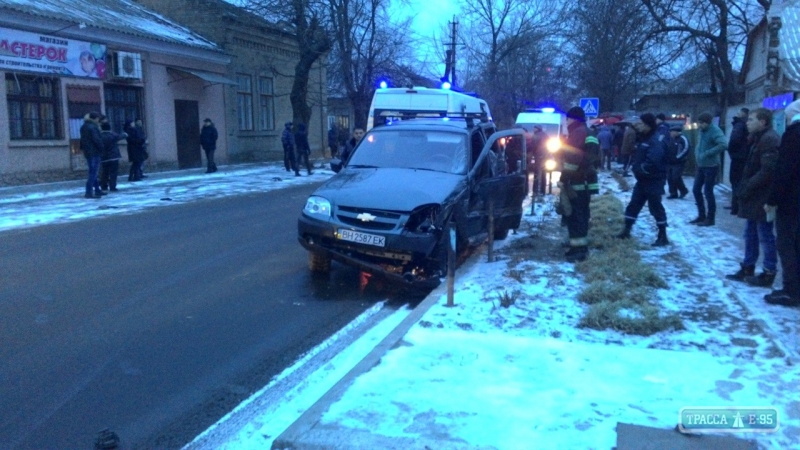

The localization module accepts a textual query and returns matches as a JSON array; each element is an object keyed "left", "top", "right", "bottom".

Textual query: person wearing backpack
[
  {"left": 616, "top": 113, "right": 669, "bottom": 246},
  {"left": 665, "top": 125, "right": 690, "bottom": 199}
]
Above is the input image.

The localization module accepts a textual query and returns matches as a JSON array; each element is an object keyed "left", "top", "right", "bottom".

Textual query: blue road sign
[{"left": 580, "top": 98, "right": 599, "bottom": 116}]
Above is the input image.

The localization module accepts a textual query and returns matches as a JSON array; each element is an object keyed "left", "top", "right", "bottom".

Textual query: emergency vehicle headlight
[
  {"left": 546, "top": 137, "right": 560, "bottom": 153},
  {"left": 545, "top": 159, "right": 557, "bottom": 172}
]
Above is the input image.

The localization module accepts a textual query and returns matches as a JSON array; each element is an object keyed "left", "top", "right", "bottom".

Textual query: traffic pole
[{"left": 446, "top": 224, "right": 456, "bottom": 307}]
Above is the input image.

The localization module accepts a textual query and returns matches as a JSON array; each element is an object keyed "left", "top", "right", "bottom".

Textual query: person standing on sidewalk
[
  {"left": 726, "top": 108, "right": 750, "bottom": 215},
  {"left": 124, "top": 119, "right": 146, "bottom": 182},
  {"left": 80, "top": 111, "right": 106, "bottom": 199},
  {"left": 99, "top": 122, "right": 127, "bottom": 192},
  {"left": 689, "top": 112, "right": 727, "bottom": 227},
  {"left": 724, "top": 108, "right": 780, "bottom": 287},
  {"left": 665, "top": 125, "right": 690, "bottom": 199},
  {"left": 763, "top": 100, "right": 800, "bottom": 307},
  {"left": 294, "top": 123, "right": 313, "bottom": 175},
  {"left": 281, "top": 121, "right": 300, "bottom": 176},
  {"left": 597, "top": 125, "right": 613, "bottom": 170},
  {"left": 200, "top": 118, "right": 218, "bottom": 173},
  {"left": 620, "top": 122, "right": 637, "bottom": 177},
  {"left": 559, "top": 106, "right": 599, "bottom": 262},
  {"left": 615, "top": 113, "right": 669, "bottom": 246}
]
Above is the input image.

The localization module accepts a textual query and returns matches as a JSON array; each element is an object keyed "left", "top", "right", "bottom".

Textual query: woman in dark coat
[{"left": 124, "top": 119, "right": 146, "bottom": 181}]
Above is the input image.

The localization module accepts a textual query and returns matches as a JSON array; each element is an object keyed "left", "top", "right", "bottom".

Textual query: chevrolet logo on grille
[{"left": 356, "top": 212, "right": 377, "bottom": 222}]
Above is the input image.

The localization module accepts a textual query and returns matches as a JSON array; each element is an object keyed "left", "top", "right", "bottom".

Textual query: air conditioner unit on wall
[{"left": 112, "top": 52, "right": 142, "bottom": 80}]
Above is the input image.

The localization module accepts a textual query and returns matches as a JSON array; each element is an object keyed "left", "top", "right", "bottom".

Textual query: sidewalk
[
  {"left": 0, "top": 161, "right": 332, "bottom": 233},
  {"left": 256, "top": 171, "right": 799, "bottom": 450}
]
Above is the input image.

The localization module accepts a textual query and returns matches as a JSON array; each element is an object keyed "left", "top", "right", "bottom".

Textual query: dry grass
[{"left": 574, "top": 185, "right": 682, "bottom": 336}]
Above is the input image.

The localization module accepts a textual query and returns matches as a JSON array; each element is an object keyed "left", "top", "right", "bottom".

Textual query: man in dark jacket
[
  {"left": 764, "top": 100, "right": 800, "bottom": 306},
  {"left": 655, "top": 113, "right": 670, "bottom": 141},
  {"left": 327, "top": 125, "right": 338, "bottom": 158},
  {"left": 665, "top": 125, "right": 690, "bottom": 199},
  {"left": 99, "top": 122, "right": 127, "bottom": 192},
  {"left": 124, "top": 119, "right": 147, "bottom": 181},
  {"left": 341, "top": 127, "right": 365, "bottom": 164},
  {"left": 727, "top": 108, "right": 750, "bottom": 214},
  {"left": 616, "top": 113, "right": 669, "bottom": 246},
  {"left": 559, "top": 106, "right": 599, "bottom": 262},
  {"left": 200, "top": 118, "right": 218, "bottom": 173},
  {"left": 725, "top": 108, "right": 780, "bottom": 287},
  {"left": 80, "top": 111, "right": 105, "bottom": 199},
  {"left": 281, "top": 121, "right": 299, "bottom": 176},
  {"left": 597, "top": 126, "right": 613, "bottom": 170},
  {"left": 294, "top": 123, "right": 313, "bottom": 175},
  {"left": 528, "top": 125, "right": 549, "bottom": 195}
]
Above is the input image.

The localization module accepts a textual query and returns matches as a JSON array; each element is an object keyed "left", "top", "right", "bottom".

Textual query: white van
[
  {"left": 367, "top": 87, "right": 492, "bottom": 131},
  {"left": 514, "top": 109, "right": 565, "bottom": 138}
]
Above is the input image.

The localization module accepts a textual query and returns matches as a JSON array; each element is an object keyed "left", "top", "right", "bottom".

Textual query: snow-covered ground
[{"left": 4, "top": 164, "right": 797, "bottom": 449}]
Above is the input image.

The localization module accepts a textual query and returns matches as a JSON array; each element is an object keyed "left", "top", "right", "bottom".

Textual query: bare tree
[
  {"left": 244, "top": 0, "right": 331, "bottom": 127},
  {"left": 458, "top": 0, "right": 561, "bottom": 125},
  {"left": 327, "top": 0, "right": 414, "bottom": 128},
  {"left": 641, "top": 0, "right": 766, "bottom": 115}
]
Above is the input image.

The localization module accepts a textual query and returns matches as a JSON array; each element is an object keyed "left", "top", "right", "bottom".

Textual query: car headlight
[
  {"left": 545, "top": 159, "right": 557, "bottom": 172},
  {"left": 546, "top": 137, "right": 561, "bottom": 153},
  {"left": 304, "top": 196, "right": 332, "bottom": 219}
]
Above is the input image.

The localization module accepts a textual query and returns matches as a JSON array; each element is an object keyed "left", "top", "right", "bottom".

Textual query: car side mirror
[{"left": 330, "top": 158, "right": 343, "bottom": 173}]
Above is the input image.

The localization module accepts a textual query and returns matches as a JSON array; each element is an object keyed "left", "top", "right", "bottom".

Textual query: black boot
[
  {"left": 652, "top": 225, "right": 669, "bottom": 246},
  {"left": 725, "top": 263, "right": 755, "bottom": 281},
  {"left": 615, "top": 219, "right": 634, "bottom": 239},
  {"left": 688, "top": 214, "right": 706, "bottom": 225},
  {"left": 745, "top": 270, "right": 777, "bottom": 287},
  {"left": 698, "top": 212, "right": 715, "bottom": 227},
  {"left": 565, "top": 246, "right": 588, "bottom": 262}
]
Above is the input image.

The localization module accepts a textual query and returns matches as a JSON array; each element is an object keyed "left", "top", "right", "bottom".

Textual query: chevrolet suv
[{"left": 297, "top": 117, "right": 527, "bottom": 288}]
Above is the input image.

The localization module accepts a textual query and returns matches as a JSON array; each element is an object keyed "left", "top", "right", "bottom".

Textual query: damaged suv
[{"left": 297, "top": 117, "right": 527, "bottom": 288}]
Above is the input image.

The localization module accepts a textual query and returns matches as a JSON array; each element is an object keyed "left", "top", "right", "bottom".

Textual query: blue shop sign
[{"left": 763, "top": 92, "right": 795, "bottom": 110}]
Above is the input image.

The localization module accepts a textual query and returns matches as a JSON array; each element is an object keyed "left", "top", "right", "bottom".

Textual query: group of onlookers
[
  {"left": 610, "top": 101, "right": 800, "bottom": 307},
  {"left": 79, "top": 112, "right": 148, "bottom": 199}
]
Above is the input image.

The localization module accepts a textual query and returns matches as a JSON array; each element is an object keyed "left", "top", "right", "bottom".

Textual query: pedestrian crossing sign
[{"left": 580, "top": 98, "right": 599, "bottom": 117}]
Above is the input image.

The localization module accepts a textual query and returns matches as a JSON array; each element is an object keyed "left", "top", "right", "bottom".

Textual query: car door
[{"left": 466, "top": 129, "right": 528, "bottom": 240}]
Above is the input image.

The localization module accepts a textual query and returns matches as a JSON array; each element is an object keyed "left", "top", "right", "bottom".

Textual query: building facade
[
  {"left": 0, "top": 0, "right": 236, "bottom": 186},
  {"left": 135, "top": 0, "right": 327, "bottom": 163}
]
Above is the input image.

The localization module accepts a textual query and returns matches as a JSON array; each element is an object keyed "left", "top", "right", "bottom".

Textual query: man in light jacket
[{"left": 689, "top": 112, "right": 727, "bottom": 226}]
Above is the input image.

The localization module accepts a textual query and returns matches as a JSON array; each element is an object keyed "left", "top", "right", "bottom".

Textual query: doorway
[{"left": 174, "top": 100, "right": 201, "bottom": 169}]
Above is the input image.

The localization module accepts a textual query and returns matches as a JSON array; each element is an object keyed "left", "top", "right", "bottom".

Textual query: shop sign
[{"left": 0, "top": 27, "right": 106, "bottom": 79}]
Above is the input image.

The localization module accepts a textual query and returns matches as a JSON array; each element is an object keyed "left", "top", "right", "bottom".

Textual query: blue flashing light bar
[
  {"left": 441, "top": 81, "right": 451, "bottom": 90},
  {"left": 541, "top": 107, "right": 556, "bottom": 113},
  {"left": 379, "top": 80, "right": 388, "bottom": 89}
]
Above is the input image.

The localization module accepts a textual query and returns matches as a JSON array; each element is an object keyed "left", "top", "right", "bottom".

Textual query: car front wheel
[{"left": 308, "top": 252, "right": 331, "bottom": 273}]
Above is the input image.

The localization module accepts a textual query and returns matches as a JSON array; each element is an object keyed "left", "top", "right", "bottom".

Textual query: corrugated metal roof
[
  {"left": 781, "top": 3, "right": 800, "bottom": 83},
  {"left": 0, "top": 0, "right": 219, "bottom": 50}
]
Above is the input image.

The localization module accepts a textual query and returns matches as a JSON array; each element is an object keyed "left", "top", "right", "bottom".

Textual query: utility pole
[{"left": 441, "top": 16, "right": 458, "bottom": 88}]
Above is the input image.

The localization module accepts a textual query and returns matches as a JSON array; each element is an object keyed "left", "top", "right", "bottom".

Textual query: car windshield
[{"left": 348, "top": 129, "right": 468, "bottom": 174}]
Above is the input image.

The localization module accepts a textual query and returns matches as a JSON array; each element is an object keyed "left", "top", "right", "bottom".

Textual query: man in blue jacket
[
  {"left": 689, "top": 112, "right": 727, "bottom": 226},
  {"left": 616, "top": 113, "right": 669, "bottom": 246},
  {"left": 80, "top": 111, "right": 105, "bottom": 199}
]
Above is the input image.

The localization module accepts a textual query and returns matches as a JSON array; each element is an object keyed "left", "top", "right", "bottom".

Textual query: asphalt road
[{"left": 0, "top": 182, "right": 415, "bottom": 449}]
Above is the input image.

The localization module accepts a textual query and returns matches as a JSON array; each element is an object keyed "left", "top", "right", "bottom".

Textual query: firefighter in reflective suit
[{"left": 558, "top": 106, "right": 599, "bottom": 262}]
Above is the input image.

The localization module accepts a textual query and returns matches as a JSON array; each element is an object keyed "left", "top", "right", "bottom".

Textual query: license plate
[{"left": 338, "top": 229, "right": 386, "bottom": 247}]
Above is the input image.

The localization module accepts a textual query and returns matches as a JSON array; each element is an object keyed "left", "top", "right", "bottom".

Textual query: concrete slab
[{"left": 616, "top": 423, "right": 758, "bottom": 450}]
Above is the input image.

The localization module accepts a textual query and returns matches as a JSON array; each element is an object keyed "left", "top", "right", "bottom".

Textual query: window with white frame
[
  {"left": 237, "top": 74, "right": 253, "bottom": 131},
  {"left": 259, "top": 77, "right": 274, "bottom": 131}
]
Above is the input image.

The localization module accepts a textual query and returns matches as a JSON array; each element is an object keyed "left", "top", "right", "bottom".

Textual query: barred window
[
  {"left": 104, "top": 85, "right": 143, "bottom": 133},
  {"left": 6, "top": 74, "right": 61, "bottom": 140},
  {"left": 237, "top": 74, "right": 253, "bottom": 131},
  {"left": 259, "top": 77, "right": 274, "bottom": 131}
]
